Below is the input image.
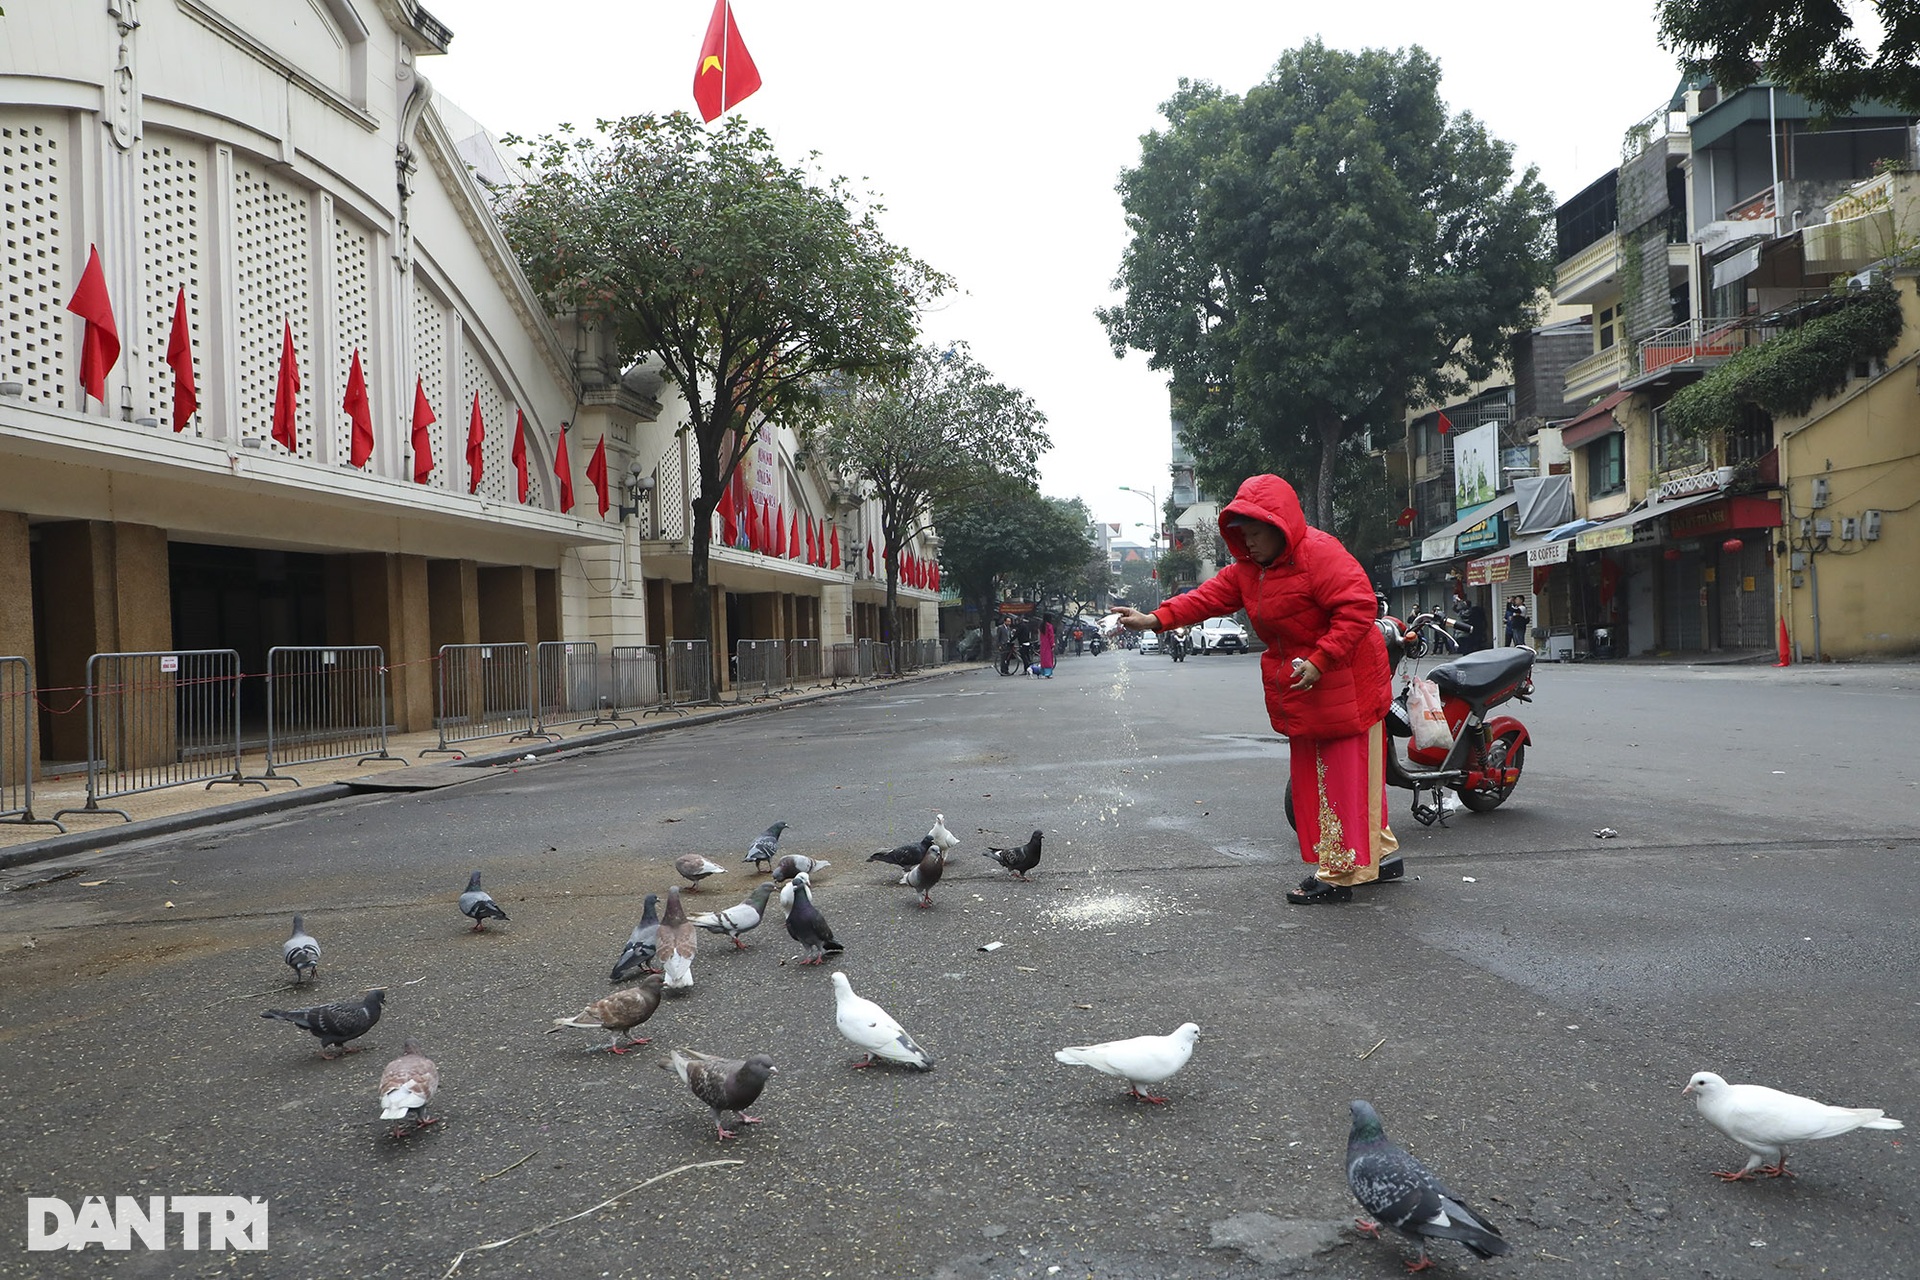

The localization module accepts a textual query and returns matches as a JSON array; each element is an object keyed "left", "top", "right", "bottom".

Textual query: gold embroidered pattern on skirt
[{"left": 1312, "top": 747, "right": 1355, "bottom": 876}]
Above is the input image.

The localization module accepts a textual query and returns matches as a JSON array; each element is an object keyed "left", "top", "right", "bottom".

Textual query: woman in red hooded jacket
[{"left": 1112, "top": 475, "right": 1400, "bottom": 903}]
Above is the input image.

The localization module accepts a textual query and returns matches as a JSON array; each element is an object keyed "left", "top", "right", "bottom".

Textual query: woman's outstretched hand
[{"left": 1109, "top": 605, "right": 1158, "bottom": 632}]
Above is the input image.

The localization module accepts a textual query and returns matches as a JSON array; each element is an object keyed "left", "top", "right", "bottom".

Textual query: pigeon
[
  {"left": 459, "top": 870, "right": 508, "bottom": 931},
  {"left": 771, "top": 854, "right": 833, "bottom": 883},
  {"left": 548, "top": 973, "right": 665, "bottom": 1054},
  {"left": 745, "top": 821, "right": 788, "bottom": 872},
  {"left": 1683, "top": 1070, "right": 1905, "bottom": 1180},
  {"left": 674, "top": 852, "right": 727, "bottom": 891},
  {"left": 868, "top": 835, "right": 935, "bottom": 870},
  {"left": 656, "top": 887, "right": 698, "bottom": 990},
  {"left": 927, "top": 813, "right": 961, "bottom": 852},
  {"left": 282, "top": 915, "right": 319, "bottom": 983},
  {"left": 1054, "top": 1022, "right": 1199, "bottom": 1104},
  {"left": 784, "top": 872, "right": 843, "bottom": 965},
  {"left": 610, "top": 894, "right": 661, "bottom": 981},
  {"left": 983, "top": 830, "right": 1044, "bottom": 881},
  {"left": 665, "top": 1047, "right": 778, "bottom": 1141},
  {"left": 1346, "top": 1100, "right": 1510, "bottom": 1273},
  {"left": 691, "top": 882, "right": 777, "bottom": 950},
  {"left": 378, "top": 1039, "right": 440, "bottom": 1137},
  {"left": 263, "top": 988, "right": 386, "bottom": 1058},
  {"left": 830, "top": 972, "right": 933, "bottom": 1070},
  {"left": 900, "top": 845, "right": 945, "bottom": 909}
]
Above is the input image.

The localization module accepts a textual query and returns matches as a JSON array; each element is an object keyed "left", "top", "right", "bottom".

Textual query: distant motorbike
[
  {"left": 1167, "top": 629, "right": 1187, "bottom": 662},
  {"left": 1286, "top": 613, "right": 1534, "bottom": 829},
  {"left": 1087, "top": 633, "right": 1106, "bottom": 655}
]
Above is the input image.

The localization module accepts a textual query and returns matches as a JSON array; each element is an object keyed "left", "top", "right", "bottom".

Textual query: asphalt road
[{"left": 2, "top": 649, "right": 1917, "bottom": 1279}]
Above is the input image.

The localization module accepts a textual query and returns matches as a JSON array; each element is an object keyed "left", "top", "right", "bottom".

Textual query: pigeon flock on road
[{"left": 253, "top": 809, "right": 1906, "bottom": 1273}]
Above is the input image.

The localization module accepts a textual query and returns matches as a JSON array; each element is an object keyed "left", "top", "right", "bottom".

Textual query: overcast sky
[{"left": 425, "top": 2, "right": 1685, "bottom": 536}]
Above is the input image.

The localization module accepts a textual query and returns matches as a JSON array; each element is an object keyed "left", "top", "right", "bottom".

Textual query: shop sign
[
  {"left": 1420, "top": 533, "right": 1456, "bottom": 562},
  {"left": 1456, "top": 514, "right": 1504, "bottom": 555},
  {"left": 1466, "top": 558, "right": 1510, "bottom": 586},
  {"left": 1577, "top": 524, "right": 1635, "bottom": 551},
  {"left": 1527, "top": 540, "right": 1569, "bottom": 566},
  {"left": 1668, "top": 500, "right": 1732, "bottom": 539}
]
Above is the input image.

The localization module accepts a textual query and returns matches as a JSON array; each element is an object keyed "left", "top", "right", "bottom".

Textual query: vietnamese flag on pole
[
  {"left": 465, "top": 393, "right": 485, "bottom": 493},
  {"left": 865, "top": 538, "right": 874, "bottom": 576},
  {"left": 410, "top": 378, "right": 436, "bottom": 483},
  {"left": 717, "top": 473, "right": 738, "bottom": 546},
  {"left": 772, "top": 502, "right": 787, "bottom": 557},
  {"left": 343, "top": 349, "right": 373, "bottom": 468},
  {"left": 65, "top": 244, "right": 120, "bottom": 405},
  {"left": 805, "top": 516, "right": 817, "bottom": 566},
  {"left": 555, "top": 424, "right": 576, "bottom": 512},
  {"left": 693, "top": 0, "right": 762, "bottom": 123},
  {"left": 510, "top": 409, "right": 529, "bottom": 502},
  {"left": 1435, "top": 409, "right": 1453, "bottom": 435},
  {"left": 830, "top": 525, "right": 840, "bottom": 570},
  {"left": 760, "top": 500, "right": 774, "bottom": 554},
  {"left": 789, "top": 511, "right": 800, "bottom": 560},
  {"left": 166, "top": 287, "right": 197, "bottom": 432},
  {"left": 586, "top": 434, "right": 610, "bottom": 517},
  {"left": 271, "top": 320, "right": 300, "bottom": 452}
]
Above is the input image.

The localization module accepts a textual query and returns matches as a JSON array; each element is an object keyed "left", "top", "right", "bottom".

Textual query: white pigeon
[
  {"left": 777, "top": 862, "right": 833, "bottom": 910},
  {"left": 1683, "top": 1070, "right": 1904, "bottom": 1179},
  {"left": 927, "top": 813, "right": 961, "bottom": 852},
  {"left": 830, "top": 972, "right": 933, "bottom": 1070},
  {"left": 1055, "top": 1023, "right": 1200, "bottom": 1104}
]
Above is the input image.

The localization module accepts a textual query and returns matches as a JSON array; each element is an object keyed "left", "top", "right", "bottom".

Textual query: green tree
[
  {"left": 807, "top": 344, "right": 1048, "bottom": 660},
  {"left": 938, "top": 480, "right": 1089, "bottom": 624},
  {"left": 496, "top": 113, "right": 948, "bottom": 657},
  {"left": 1100, "top": 43, "right": 1554, "bottom": 528},
  {"left": 1657, "top": 0, "right": 1920, "bottom": 116}
]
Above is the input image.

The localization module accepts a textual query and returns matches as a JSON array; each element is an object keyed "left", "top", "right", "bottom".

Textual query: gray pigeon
[
  {"left": 262, "top": 988, "right": 386, "bottom": 1058},
  {"left": 1346, "top": 1100, "right": 1510, "bottom": 1272},
  {"left": 610, "top": 894, "right": 661, "bottom": 981},
  {"left": 665, "top": 1047, "right": 778, "bottom": 1140},
  {"left": 900, "top": 846, "right": 945, "bottom": 908},
  {"left": 691, "top": 882, "right": 778, "bottom": 949},
  {"left": 771, "top": 853, "right": 832, "bottom": 883},
  {"left": 282, "top": 914, "right": 319, "bottom": 983},
  {"left": 745, "top": 821, "right": 788, "bottom": 872},
  {"left": 459, "top": 871, "right": 508, "bottom": 931},
  {"left": 784, "top": 872, "right": 842, "bottom": 965},
  {"left": 983, "top": 830, "right": 1044, "bottom": 881},
  {"left": 868, "top": 835, "right": 935, "bottom": 871}
]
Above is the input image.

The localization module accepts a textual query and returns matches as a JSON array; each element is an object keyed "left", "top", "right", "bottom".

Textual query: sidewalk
[{"left": 0, "top": 665, "right": 980, "bottom": 870}]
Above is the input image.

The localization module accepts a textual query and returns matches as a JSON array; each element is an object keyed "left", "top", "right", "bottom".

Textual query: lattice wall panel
[
  {"left": 138, "top": 137, "right": 206, "bottom": 433},
  {"left": 412, "top": 277, "right": 445, "bottom": 486},
  {"left": 459, "top": 337, "right": 511, "bottom": 503},
  {"left": 657, "top": 438, "right": 686, "bottom": 539},
  {"left": 332, "top": 212, "right": 373, "bottom": 467},
  {"left": 1, "top": 120, "right": 66, "bottom": 410},
  {"left": 232, "top": 163, "right": 314, "bottom": 459}
]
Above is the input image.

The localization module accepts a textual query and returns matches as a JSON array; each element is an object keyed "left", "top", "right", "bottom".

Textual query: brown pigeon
[
  {"left": 657, "top": 887, "right": 698, "bottom": 990},
  {"left": 262, "top": 988, "right": 385, "bottom": 1057},
  {"left": 673, "top": 853, "right": 727, "bottom": 891},
  {"left": 548, "top": 973, "right": 665, "bottom": 1054},
  {"left": 665, "top": 1047, "right": 778, "bottom": 1140},
  {"left": 378, "top": 1039, "right": 440, "bottom": 1137}
]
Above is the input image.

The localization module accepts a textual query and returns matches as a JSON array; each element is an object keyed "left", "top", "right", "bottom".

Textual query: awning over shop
[
  {"left": 1560, "top": 390, "right": 1632, "bottom": 449},
  {"left": 1419, "top": 493, "right": 1519, "bottom": 562},
  {"left": 1572, "top": 490, "right": 1722, "bottom": 551},
  {"left": 1666, "top": 494, "right": 1784, "bottom": 539}
]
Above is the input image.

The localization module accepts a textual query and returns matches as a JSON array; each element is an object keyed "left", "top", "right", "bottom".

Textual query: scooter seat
[{"left": 1428, "top": 647, "right": 1534, "bottom": 700}]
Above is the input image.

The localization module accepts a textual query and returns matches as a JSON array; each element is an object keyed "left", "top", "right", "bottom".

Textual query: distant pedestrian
[
  {"left": 1453, "top": 592, "right": 1491, "bottom": 654},
  {"left": 1504, "top": 600, "right": 1528, "bottom": 647},
  {"left": 1038, "top": 614, "right": 1057, "bottom": 678},
  {"left": 1071, "top": 624, "right": 1085, "bottom": 655}
]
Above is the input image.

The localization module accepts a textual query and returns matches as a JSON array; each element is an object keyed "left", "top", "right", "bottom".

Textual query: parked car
[
  {"left": 1135, "top": 630, "right": 1162, "bottom": 654},
  {"left": 1192, "top": 617, "right": 1248, "bottom": 654}
]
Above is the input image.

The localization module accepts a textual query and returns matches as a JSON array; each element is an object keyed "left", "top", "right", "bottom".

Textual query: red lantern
[
  {"left": 1722, "top": 537, "right": 1744, "bottom": 554},
  {"left": 1663, "top": 547, "right": 1682, "bottom": 561}
]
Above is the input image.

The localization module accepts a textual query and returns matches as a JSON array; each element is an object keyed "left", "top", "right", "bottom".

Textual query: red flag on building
[
  {"left": 755, "top": 498, "right": 771, "bottom": 552},
  {"left": 717, "top": 473, "right": 738, "bottom": 546},
  {"left": 805, "top": 516, "right": 817, "bottom": 566},
  {"left": 789, "top": 511, "right": 800, "bottom": 560},
  {"left": 271, "top": 320, "right": 300, "bottom": 452},
  {"left": 830, "top": 525, "right": 840, "bottom": 570},
  {"left": 587, "top": 435, "right": 611, "bottom": 516},
  {"left": 692, "top": 0, "right": 762, "bottom": 123},
  {"left": 931, "top": 561, "right": 940, "bottom": 592},
  {"left": 511, "top": 409, "right": 529, "bottom": 502},
  {"left": 466, "top": 393, "right": 485, "bottom": 493},
  {"left": 865, "top": 538, "right": 874, "bottom": 576},
  {"left": 555, "top": 424, "right": 575, "bottom": 512},
  {"left": 343, "top": 349, "right": 373, "bottom": 468},
  {"left": 65, "top": 244, "right": 120, "bottom": 405},
  {"left": 772, "top": 502, "right": 787, "bottom": 556},
  {"left": 903, "top": 551, "right": 914, "bottom": 586},
  {"left": 410, "top": 378, "right": 436, "bottom": 483},
  {"left": 165, "top": 287, "right": 197, "bottom": 432},
  {"left": 1435, "top": 409, "right": 1453, "bottom": 435}
]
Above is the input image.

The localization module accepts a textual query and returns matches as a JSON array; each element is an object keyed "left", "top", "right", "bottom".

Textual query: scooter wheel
[{"left": 1458, "top": 731, "right": 1524, "bottom": 812}]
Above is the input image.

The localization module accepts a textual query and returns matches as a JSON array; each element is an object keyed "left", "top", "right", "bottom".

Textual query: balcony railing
[{"left": 1638, "top": 317, "right": 1781, "bottom": 377}]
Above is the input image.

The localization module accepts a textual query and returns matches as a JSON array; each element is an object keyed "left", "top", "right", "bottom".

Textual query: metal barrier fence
[
  {"left": 732, "top": 639, "right": 784, "bottom": 702},
  {"left": 825, "top": 642, "right": 861, "bottom": 687},
  {"left": 0, "top": 656, "right": 61, "bottom": 832},
  {"left": 536, "top": 641, "right": 635, "bottom": 733},
  {"left": 865, "top": 638, "right": 894, "bottom": 678},
  {"left": 261, "top": 646, "right": 398, "bottom": 782},
  {"left": 785, "top": 638, "right": 820, "bottom": 692},
  {"left": 654, "top": 640, "right": 713, "bottom": 715},
  {"left": 609, "top": 645, "right": 664, "bottom": 714},
  {"left": 53, "top": 649, "right": 262, "bottom": 822},
  {"left": 427, "top": 643, "right": 547, "bottom": 757}
]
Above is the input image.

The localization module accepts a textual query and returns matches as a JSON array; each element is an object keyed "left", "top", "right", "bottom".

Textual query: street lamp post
[{"left": 1118, "top": 484, "right": 1160, "bottom": 608}]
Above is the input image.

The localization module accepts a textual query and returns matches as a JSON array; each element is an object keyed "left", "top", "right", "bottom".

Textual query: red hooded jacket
[{"left": 1152, "top": 475, "right": 1390, "bottom": 740}]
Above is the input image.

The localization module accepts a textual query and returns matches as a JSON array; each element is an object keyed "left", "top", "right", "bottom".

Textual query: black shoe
[
  {"left": 1285, "top": 881, "right": 1353, "bottom": 905},
  {"left": 1377, "top": 856, "right": 1405, "bottom": 882}
]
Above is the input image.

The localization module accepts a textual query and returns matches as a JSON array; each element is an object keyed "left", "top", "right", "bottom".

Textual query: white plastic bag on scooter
[{"left": 1407, "top": 677, "right": 1455, "bottom": 752}]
